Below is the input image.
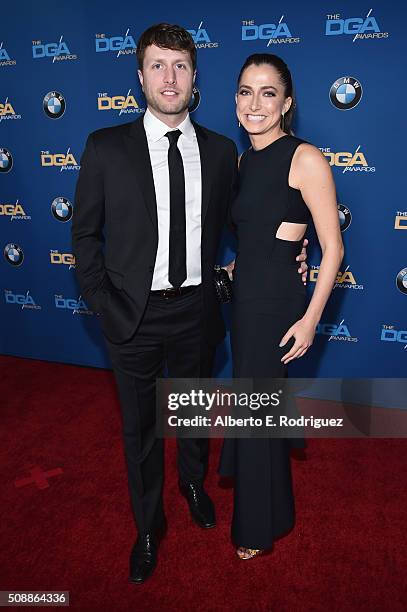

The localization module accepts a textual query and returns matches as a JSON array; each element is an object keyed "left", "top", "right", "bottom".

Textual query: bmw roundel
[
  {"left": 43, "top": 91, "right": 66, "bottom": 119},
  {"left": 330, "top": 77, "right": 362, "bottom": 110},
  {"left": 51, "top": 196, "right": 73, "bottom": 222},
  {"left": 337, "top": 204, "right": 352, "bottom": 232},
  {"left": 396, "top": 268, "right": 407, "bottom": 294},
  {"left": 189, "top": 86, "right": 201, "bottom": 113},
  {"left": 4, "top": 243, "right": 24, "bottom": 266},
  {"left": 0, "top": 148, "right": 13, "bottom": 173}
]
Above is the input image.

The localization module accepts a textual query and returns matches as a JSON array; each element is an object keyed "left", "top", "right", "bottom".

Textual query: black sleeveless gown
[{"left": 219, "top": 135, "right": 311, "bottom": 549}]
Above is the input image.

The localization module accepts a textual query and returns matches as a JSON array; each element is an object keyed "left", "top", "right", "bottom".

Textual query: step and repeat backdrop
[{"left": 1, "top": 1, "right": 406, "bottom": 380}]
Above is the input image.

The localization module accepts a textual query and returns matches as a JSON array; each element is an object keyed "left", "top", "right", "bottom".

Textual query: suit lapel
[
  {"left": 193, "top": 121, "right": 214, "bottom": 227},
  {"left": 123, "top": 117, "right": 158, "bottom": 230}
]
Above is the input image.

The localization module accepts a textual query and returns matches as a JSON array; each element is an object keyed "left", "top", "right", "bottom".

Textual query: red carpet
[{"left": 1, "top": 355, "right": 406, "bottom": 611}]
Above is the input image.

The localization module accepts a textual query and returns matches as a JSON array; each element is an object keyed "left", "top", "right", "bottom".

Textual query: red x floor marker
[{"left": 14, "top": 466, "right": 63, "bottom": 490}]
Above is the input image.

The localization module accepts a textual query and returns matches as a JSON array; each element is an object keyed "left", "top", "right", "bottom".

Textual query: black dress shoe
[
  {"left": 129, "top": 522, "right": 166, "bottom": 584},
  {"left": 179, "top": 481, "right": 216, "bottom": 528}
]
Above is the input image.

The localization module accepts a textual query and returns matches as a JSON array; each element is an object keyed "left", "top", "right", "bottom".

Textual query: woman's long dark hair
[{"left": 237, "top": 53, "right": 295, "bottom": 134}]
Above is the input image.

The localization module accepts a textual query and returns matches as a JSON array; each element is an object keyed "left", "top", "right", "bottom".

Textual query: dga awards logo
[
  {"left": 396, "top": 268, "right": 407, "bottom": 294},
  {"left": 242, "top": 16, "right": 300, "bottom": 45},
  {"left": 0, "top": 199, "right": 31, "bottom": 221},
  {"left": 43, "top": 91, "right": 66, "bottom": 119},
  {"left": 4, "top": 243, "right": 24, "bottom": 266},
  {"left": 4, "top": 289, "right": 41, "bottom": 310},
  {"left": 54, "top": 294, "right": 93, "bottom": 315},
  {"left": 338, "top": 204, "right": 352, "bottom": 232},
  {"left": 0, "top": 42, "right": 17, "bottom": 67},
  {"left": 316, "top": 318, "right": 358, "bottom": 342},
  {"left": 0, "top": 98, "right": 22, "bottom": 121},
  {"left": 95, "top": 29, "right": 136, "bottom": 57},
  {"left": 325, "top": 10, "right": 389, "bottom": 41},
  {"left": 187, "top": 21, "right": 220, "bottom": 48},
  {"left": 310, "top": 265, "right": 363, "bottom": 290},
  {"left": 32, "top": 36, "right": 77, "bottom": 61},
  {"left": 41, "top": 149, "right": 80, "bottom": 172},
  {"left": 330, "top": 77, "right": 362, "bottom": 110},
  {"left": 0, "top": 148, "right": 13, "bottom": 173},
  {"left": 97, "top": 89, "right": 144, "bottom": 115},
  {"left": 51, "top": 197, "right": 73, "bottom": 222},
  {"left": 50, "top": 250, "right": 76, "bottom": 268},
  {"left": 381, "top": 325, "right": 407, "bottom": 349},
  {"left": 320, "top": 146, "right": 375, "bottom": 173},
  {"left": 395, "top": 212, "right": 407, "bottom": 230}
]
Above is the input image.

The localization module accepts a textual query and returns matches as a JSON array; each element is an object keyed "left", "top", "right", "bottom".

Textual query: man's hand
[
  {"left": 222, "top": 260, "right": 235, "bottom": 281},
  {"left": 296, "top": 238, "right": 308, "bottom": 285}
]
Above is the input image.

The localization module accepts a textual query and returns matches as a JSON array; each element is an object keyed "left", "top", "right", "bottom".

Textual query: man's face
[{"left": 138, "top": 44, "right": 195, "bottom": 123}]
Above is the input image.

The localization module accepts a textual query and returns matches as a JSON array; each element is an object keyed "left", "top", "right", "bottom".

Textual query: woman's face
[{"left": 236, "top": 63, "right": 291, "bottom": 137}]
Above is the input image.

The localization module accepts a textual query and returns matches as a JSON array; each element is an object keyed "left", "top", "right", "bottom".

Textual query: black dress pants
[{"left": 105, "top": 286, "right": 215, "bottom": 535}]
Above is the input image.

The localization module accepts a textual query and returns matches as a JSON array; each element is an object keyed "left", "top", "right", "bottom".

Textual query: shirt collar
[{"left": 143, "top": 107, "right": 195, "bottom": 143}]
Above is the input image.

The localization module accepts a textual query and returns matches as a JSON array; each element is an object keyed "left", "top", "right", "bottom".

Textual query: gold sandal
[{"left": 236, "top": 546, "right": 263, "bottom": 560}]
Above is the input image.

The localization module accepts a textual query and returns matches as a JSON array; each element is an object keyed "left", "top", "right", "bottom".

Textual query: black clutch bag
[{"left": 214, "top": 265, "right": 233, "bottom": 303}]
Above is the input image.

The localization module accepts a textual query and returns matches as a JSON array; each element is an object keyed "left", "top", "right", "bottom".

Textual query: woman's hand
[
  {"left": 279, "top": 317, "right": 317, "bottom": 364},
  {"left": 222, "top": 260, "right": 235, "bottom": 280}
]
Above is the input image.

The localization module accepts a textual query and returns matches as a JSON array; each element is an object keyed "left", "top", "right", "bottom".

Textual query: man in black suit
[{"left": 72, "top": 23, "right": 307, "bottom": 584}]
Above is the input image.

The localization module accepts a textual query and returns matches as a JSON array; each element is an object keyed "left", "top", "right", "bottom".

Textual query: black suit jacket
[{"left": 71, "top": 116, "right": 238, "bottom": 345}]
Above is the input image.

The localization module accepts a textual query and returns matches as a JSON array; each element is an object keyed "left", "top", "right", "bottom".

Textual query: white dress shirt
[{"left": 143, "top": 108, "right": 202, "bottom": 290}]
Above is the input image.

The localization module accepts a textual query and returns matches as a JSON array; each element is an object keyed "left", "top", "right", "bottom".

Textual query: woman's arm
[{"left": 280, "top": 144, "right": 344, "bottom": 364}]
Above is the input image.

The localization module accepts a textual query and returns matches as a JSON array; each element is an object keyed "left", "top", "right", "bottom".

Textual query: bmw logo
[
  {"left": 396, "top": 268, "right": 407, "bottom": 294},
  {"left": 329, "top": 77, "right": 362, "bottom": 110},
  {"left": 43, "top": 91, "right": 66, "bottom": 119},
  {"left": 51, "top": 196, "right": 73, "bottom": 222},
  {"left": 4, "top": 243, "right": 24, "bottom": 266},
  {"left": 0, "top": 148, "right": 13, "bottom": 173},
  {"left": 337, "top": 204, "right": 352, "bottom": 232},
  {"left": 189, "top": 86, "right": 201, "bottom": 113}
]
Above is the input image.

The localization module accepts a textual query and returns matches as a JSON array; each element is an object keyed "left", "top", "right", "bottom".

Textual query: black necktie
[{"left": 165, "top": 130, "right": 187, "bottom": 289}]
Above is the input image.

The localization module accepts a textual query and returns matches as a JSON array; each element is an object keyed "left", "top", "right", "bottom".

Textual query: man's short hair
[{"left": 136, "top": 23, "right": 197, "bottom": 71}]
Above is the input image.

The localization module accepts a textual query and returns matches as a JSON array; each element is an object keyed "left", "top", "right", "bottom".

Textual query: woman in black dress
[{"left": 219, "top": 54, "right": 344, "bottom": 559}]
